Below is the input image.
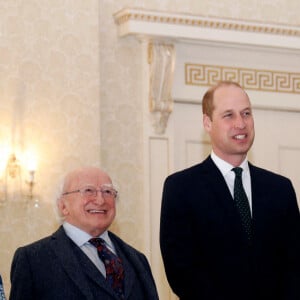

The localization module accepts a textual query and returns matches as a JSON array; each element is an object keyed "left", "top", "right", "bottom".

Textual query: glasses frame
[{"left": 62, "top": 184, "right": 118, "bottom": 200}]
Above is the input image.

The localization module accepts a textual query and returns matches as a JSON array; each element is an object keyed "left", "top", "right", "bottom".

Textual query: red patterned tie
[{"left": 89, "top": 238, "right": 125, "bottom": 299}]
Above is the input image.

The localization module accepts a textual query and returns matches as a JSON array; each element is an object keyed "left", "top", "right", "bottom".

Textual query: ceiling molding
[{"left": 114, "top": 7, "right": 300, "bottom": 51}]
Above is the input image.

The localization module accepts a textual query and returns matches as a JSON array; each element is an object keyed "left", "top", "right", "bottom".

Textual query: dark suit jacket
[
  {"left": 10, "top": 226, "right": 159, "bottom": 300},
  {"left": 160, "top": 156, "right": 300, "bottom": 300}
]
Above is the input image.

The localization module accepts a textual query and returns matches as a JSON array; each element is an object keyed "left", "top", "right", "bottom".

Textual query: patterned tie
[
  {"left": 89, "top": 238, "right": 125, "bottom": 299},
  {"left": 232, "top": 167, "right": 252, "bottom": 243}
]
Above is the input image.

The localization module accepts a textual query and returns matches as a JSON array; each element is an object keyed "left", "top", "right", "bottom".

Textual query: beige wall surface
[
  {"left": 0, "top": 0, "right": 102, "bottom": 293},
  {"left": 0, "top": 0, "right": 299, "bottom": 295}
]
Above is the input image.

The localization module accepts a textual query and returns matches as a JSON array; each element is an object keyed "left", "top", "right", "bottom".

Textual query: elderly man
[{"left": 10, "top": 166, "right": 159, "bottom": 300}]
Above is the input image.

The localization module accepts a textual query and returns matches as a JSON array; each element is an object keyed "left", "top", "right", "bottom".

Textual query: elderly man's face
[{"left": 59, "top": 167, "right": 117, "bottom": 237}]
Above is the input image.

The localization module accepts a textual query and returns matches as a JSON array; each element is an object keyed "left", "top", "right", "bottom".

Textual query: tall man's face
[{"left": 203, "top": 84, "right": 255, "bottom": 166}]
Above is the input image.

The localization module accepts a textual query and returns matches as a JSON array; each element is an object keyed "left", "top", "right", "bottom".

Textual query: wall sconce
[{"left": 0, "top": 151, "right": 38, "bottom": 207}]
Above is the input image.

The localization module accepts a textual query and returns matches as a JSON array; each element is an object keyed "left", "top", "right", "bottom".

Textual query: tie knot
[
  {"left": 232, "top": 167, "right": 243, "bottom": 177},
  {"left": 89, "top": 237, "right": 105, "bottom": 248}
]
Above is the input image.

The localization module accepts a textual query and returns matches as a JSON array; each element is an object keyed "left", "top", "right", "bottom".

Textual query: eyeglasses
[{"left": 62, "top": 184, "right": 118, "bottom": 200}]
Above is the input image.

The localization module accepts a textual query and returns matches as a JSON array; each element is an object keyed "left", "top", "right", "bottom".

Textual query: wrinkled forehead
[{"left": 63, "top": 167, "right": 112, "bottom": 191}]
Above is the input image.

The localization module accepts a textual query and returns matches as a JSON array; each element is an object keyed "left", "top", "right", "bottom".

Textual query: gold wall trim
[
  {"left": 114, "top": 11, "right": 300, "bottom": 37},
  {"left": 185, "top": 63, "right": 300, "bottom": 94}
]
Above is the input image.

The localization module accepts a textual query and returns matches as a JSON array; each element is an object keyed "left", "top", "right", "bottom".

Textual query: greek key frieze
[{"left": 185, "top": 64, "right": 300, "bottom": 94}]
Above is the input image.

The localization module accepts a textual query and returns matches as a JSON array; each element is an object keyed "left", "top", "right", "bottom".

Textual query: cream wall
[
  {"left": 0, "top": 0, "right": 299, "bottom": 296},
  {"left": 0, "top": 0, "right": 101, "bottom": 293}
]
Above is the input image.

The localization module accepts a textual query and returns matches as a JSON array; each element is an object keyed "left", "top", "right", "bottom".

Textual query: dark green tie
[{"left": 232, "top": 167, "right": 252, "bottom": 242}]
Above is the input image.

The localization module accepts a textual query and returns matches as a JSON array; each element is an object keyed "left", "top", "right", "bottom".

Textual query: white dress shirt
[{"left": 211, "top": 151, "right": 252, "bottom": 213}]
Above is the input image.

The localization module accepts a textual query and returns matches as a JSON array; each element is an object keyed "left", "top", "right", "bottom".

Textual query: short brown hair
[{"left": 202, "top": 81, "right": 243, "bottom": 119}]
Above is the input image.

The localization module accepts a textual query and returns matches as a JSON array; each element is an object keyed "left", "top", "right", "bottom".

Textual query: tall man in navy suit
[
  {"left": 160, "top": 81, "right": 300, "bottom": 300},
  {"left": 10, "top": 166, "right": 159, "bottom": 300}
]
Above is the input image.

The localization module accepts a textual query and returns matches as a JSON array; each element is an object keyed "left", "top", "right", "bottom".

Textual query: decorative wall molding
[
  {"left": 114, "top": 7, "right": 300, "bottom": 133},
  {"left": 185, "top": 63, "right": 300, "bottom": 94},
  {"left": 115, "top": 10, "right": 300, "bottom": 38},
  {"left": 114, "top": 9, "right": 300, "bottom": 37},
  {"left": 148, "top": 43, "right": 175, "bottom": 134},
  {"left": 114, "top": 7, "right": 300, "bottom": 50}
]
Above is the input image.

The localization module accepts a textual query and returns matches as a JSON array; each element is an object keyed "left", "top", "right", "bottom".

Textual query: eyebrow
[{"left": 222, "top": 106, "right": 251, "bottom": 113}]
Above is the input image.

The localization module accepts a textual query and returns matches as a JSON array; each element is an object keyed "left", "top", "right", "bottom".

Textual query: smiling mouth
[
  {"left": 87, "top": 209, "right": 106, "bottom": 214},
  {"left": 234, "top": 134, "right": 246, "bottom": 140}
]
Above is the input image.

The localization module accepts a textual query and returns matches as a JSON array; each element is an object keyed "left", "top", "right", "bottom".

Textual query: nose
[
  {"left": 93, "top": 190, "right": 105, "bottom": 204},
  {"left": 234, "top": 115, "right": 246, "bottom": 129}
]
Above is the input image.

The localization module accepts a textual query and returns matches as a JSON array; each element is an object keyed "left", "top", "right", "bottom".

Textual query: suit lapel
[
  {"left": 248, "top": 164, "right": 269, "bottom": 236},
  {"left": 49, "top": 227, "right": 155, "bottom": 300},
  {"left": 73, "top": 244, "right": 119, "bottom": 299},
  {"left": 203, "top": 157, "right": 238, "bottom": 217},
  {"left": 49, "top": 227, "right": 95, "bottom": 300},
  {"left": 50, "top": 227, "right": 123, "bottom": 300},
  {"left": 109, "top": 232, "right": 158, "bottom": 300},
  {"left": 107, "top": 233, "right": 136, "bottom": 298},
  {"left": 201, "top": 157, "right": 249, "bottom": 242}
]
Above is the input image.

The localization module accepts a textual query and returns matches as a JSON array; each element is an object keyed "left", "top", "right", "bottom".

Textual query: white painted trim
[{"left": 114, "top": 7, "right": 300, "bottom": 51}]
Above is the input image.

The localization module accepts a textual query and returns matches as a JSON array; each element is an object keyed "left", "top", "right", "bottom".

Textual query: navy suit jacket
[
  {"left": 160, "top": 156, "right": 300, "bottom": 300},
  {"left": 10, "top": 226, "right": 159, "bottom": 300}
]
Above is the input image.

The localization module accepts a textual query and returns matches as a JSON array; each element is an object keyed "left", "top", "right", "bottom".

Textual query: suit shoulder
[
  {"left": 164, "top": 157, "right": 214, "bottom": 186},
  {"left": 11, "top": 235, "right": 54, "bottom": 265},
  {"left": 19, "top": 235, "right": 52, "bottom": 249},
  {"left": 166, "top": 162, "right": 206, "bottom": 181},
  {"left": 14, "top": 227, "right": 64, "bottom": 255}
]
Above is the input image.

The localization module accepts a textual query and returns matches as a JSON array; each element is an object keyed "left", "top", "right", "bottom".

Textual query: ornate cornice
[
  {"left": 114, "top": 9, "right": 300, "bottom": 38},
  {"left": 114, "top": 8, "right": 300, "bottom": 51},
  {"left": 185, "top": 64, "right": 300, "bottom": 94}
]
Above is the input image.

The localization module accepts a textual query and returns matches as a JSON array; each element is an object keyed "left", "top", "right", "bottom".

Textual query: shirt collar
[
  {"left": 63, "top": 222, "right": 112, "bottom": 248},
  {"left": 211, "top": 151, "right": 249, "bottom": 176}
]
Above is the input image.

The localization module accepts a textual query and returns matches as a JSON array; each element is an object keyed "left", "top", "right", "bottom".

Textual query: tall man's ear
[{"left": 203, "top": 114, "right": 212, "bottom": 132}]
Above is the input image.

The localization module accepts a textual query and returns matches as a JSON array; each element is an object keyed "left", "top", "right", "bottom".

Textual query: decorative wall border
[
  {"left": 185, "top": 63, "right": 300, "bottom": 94},
  {"left": 114, "top": 9, "right": 300, "bottom": 38}
]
